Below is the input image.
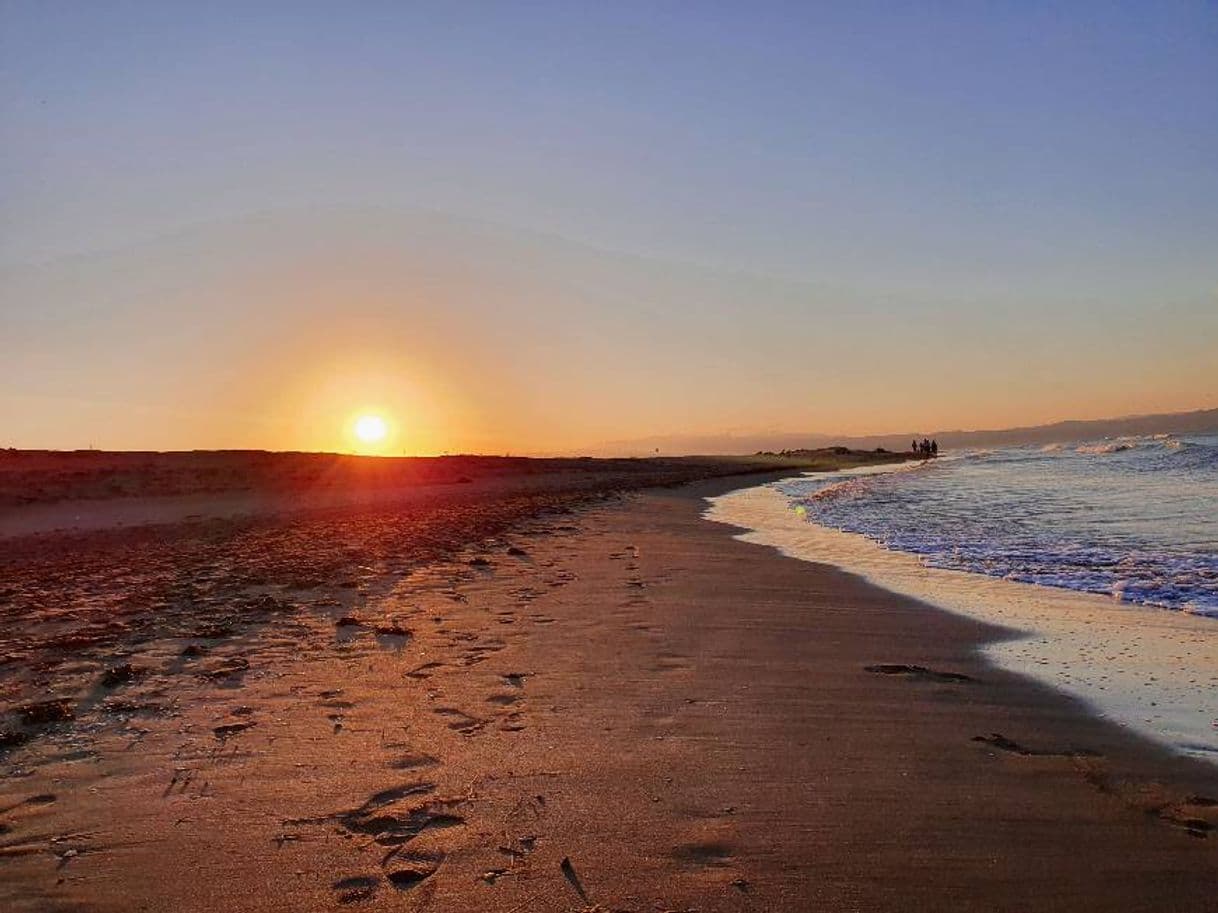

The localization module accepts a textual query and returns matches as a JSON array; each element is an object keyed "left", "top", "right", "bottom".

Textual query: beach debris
[
  {"left": 101, "top": 662, "right": 143, "bottom": 687},
  {"left": 560, "top": 856, "right": 589, "bottom": 901},
  {"left": 387, "top": 753, "right": 439, "bottom": 771},
  {"left": 197, "top": 656, "right": 249, "bottom": 681},
  {"left": 213, "top": 721, "right": 255, "bottom": 740},
  {"left": 17, "top": 699, "right": 74, "bottom": 725},
  {"left": 865, "top": 663, "right": 974, "bottom": 683},
  {"left": 972, "top": 733, "right": 1035, "bottom": 755},
  {"left": 374, "top": 622, "right": 412, "bottom": 637},
  {"left": 193, "top": 622, "right": 234, "bottom": 639},
  {"left": 497, "top": 834, "right": 537, "bottom": 859},
  {"left": 971, "top": 732, "right": 1100, "bottom": 758},
  {"left": 0, "top": 729, "right": 31, "bottom": 749}
]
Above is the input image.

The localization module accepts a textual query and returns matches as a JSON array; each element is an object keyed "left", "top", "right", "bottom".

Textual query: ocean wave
[
  {"left": 1076, "top": 441, "right": 1132, "bottom": 454},
  {"left": 806, "top": 475, "right": 877, "bottom": 502},
  {"left": 1073, "top": 434, "right": 1194, "bottom": 456},
  {"left": 782, "top": 433, "right": 1218, "bottom": 616}
]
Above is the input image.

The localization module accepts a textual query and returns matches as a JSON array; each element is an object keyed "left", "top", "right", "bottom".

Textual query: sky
[{"left": 2, "top": 2, "right": 1216, "bottom": 454}]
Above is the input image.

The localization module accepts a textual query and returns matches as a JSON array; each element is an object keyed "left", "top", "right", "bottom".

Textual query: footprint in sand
[
  {"left": 460, "top": 640, "right": 507, "bottom": 666},
  {"left": 332, "top": 875, "right": 379, "bottom": 904},
  {"left": 485, "top": 692, "right": 521, "bottom": 707},
  {"left": 433, "top": 707, "right": 487, "bottom": 735},
  {"left": 499, "top": 712, "right": 526, "bottom": 732},
  {"left": 971, "top": 732, "right": 1100, "bottom": 758},
  {"left": 654, "top": 652, "right": 692, "bottom": 673},
  {"left": 387, "top": 753, "right": 439, "bottom": 771},
  {"left": 308, "top": 781, "right": 466, "bottom": 858},
  {"left": 672, "top": 840, "right": 735, "bottom": 869},
  {"left": 212, "top": 721, "right": 255, "bottom": 741},
  {"left": 1067, "top": 766, "right": 1218, "bottom": 840},
  {"left": 406, "top": 661, "right": 445, "bottom": 680},
  {"left": 866, "top": 663, "right": 975, "bottom": 683},
  {"left": 497, "top": 834, "right": 537, "bottom": 860},
  {"left": 385, "top": 852, "right": 443, "bottom": 890}
]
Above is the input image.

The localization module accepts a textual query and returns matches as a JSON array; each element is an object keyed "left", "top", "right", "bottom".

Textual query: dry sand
[{"left": 2, "top": 466, "right": 1217, "bottom": 912}]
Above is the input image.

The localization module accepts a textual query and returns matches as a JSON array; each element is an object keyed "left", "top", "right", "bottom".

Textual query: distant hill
[
  {"left": 584, "top": 407, "right": 1218, "bottom": 456},
  {"left": 848, "top": 407, "right": 1218, "bottom": 451}
]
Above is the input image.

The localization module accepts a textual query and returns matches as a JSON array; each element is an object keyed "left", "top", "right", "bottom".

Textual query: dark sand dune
[{"left": 1, "top": 463, "right": 1216, "bottom": 911}]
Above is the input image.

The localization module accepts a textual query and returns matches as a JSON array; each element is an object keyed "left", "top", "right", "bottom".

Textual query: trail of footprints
[
  {"left": 1, "top": 513, "right": 676, "bottom": 904},
  {"left": 307, "top": 547, "right": 552, "bottom": 902},
  {"left": 314, "top": 531, "right": 628, "bottom": 901},
  {"left": 870, "top": 660, "right": 1218, "bottom": 840}
]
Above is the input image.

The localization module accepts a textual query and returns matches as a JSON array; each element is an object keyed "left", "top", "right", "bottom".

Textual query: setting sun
[{"left": 353, "top": 414, "right": 388, "bottom": 444}]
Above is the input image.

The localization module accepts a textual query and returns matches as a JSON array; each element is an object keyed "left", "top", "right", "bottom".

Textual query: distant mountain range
[{"left": 584, "top": 407, "right": 1218, "bottom": 456}]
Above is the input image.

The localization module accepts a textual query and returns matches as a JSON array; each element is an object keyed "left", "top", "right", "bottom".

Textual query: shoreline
[
  {"left": 707, "top": 476, "right": 1218, "bottom": 762},
  {"left": 2, "top": 471, "right": 1216, "bottom": 910}
]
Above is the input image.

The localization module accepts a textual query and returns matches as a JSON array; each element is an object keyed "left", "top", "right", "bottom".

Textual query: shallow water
[
  {"left": 705, "top": 444, "right": 1218, "bottom": 762},
  {"left": 782, "top": 435, "right": 1218, "bottom": 616}
]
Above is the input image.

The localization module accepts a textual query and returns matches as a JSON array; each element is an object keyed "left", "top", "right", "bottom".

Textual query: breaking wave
[{"left": 778, "top": 434, "right": 1218, "bottom": 616}]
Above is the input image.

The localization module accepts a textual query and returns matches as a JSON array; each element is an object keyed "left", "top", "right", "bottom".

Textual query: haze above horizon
[{"left": 3, "top": 3, "right": 1216, "bottom": 454}]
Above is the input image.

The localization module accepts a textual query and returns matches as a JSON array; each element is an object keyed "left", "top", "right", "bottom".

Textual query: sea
[{"left": 706, "top": 433, "right": 1218, "bottom": 762}]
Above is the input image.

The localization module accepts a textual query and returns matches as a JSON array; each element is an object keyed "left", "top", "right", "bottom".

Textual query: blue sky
[{"left": 1, "top": 2, "right": 1216, "bottom": 451}]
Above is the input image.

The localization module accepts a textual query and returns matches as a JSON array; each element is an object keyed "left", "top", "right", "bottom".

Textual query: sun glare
[{"left": 354, "top": 413, "right": 388, "bottom": 445}]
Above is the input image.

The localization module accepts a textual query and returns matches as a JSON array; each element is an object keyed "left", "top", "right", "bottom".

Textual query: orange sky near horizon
[{"left": 2, "top": 210, "right": 1214, "bottom": 456}]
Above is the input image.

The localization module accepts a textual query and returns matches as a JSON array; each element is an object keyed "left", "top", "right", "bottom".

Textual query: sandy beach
[{"left": 1, "top": 459, "right": 1215, "bottom": 913}]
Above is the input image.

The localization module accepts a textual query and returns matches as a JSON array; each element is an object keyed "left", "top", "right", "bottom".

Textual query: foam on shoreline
[{"left": 706, "top": 478, "right": 1218, "bottom": 762}]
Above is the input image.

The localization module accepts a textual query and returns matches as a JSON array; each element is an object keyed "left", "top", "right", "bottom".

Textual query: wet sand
[{"left": 2, "top": 471, "right": 1217, "bottom": 911}]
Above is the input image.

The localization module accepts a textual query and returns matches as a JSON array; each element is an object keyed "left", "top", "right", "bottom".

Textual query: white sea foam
[
  {"left": 1077, "top": 441, "right": 1133, "bottom": 454},
  {"left": 1074, "top": 434, "right": 1184, "bottom": 455},
  {"left": 705, "top": 479, "right": 1218, "bottom": 762}
]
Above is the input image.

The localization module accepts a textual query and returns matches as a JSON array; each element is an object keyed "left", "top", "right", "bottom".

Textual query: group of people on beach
[{"left": 913, "top": 438, "right": 939, "bottom": 457}]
